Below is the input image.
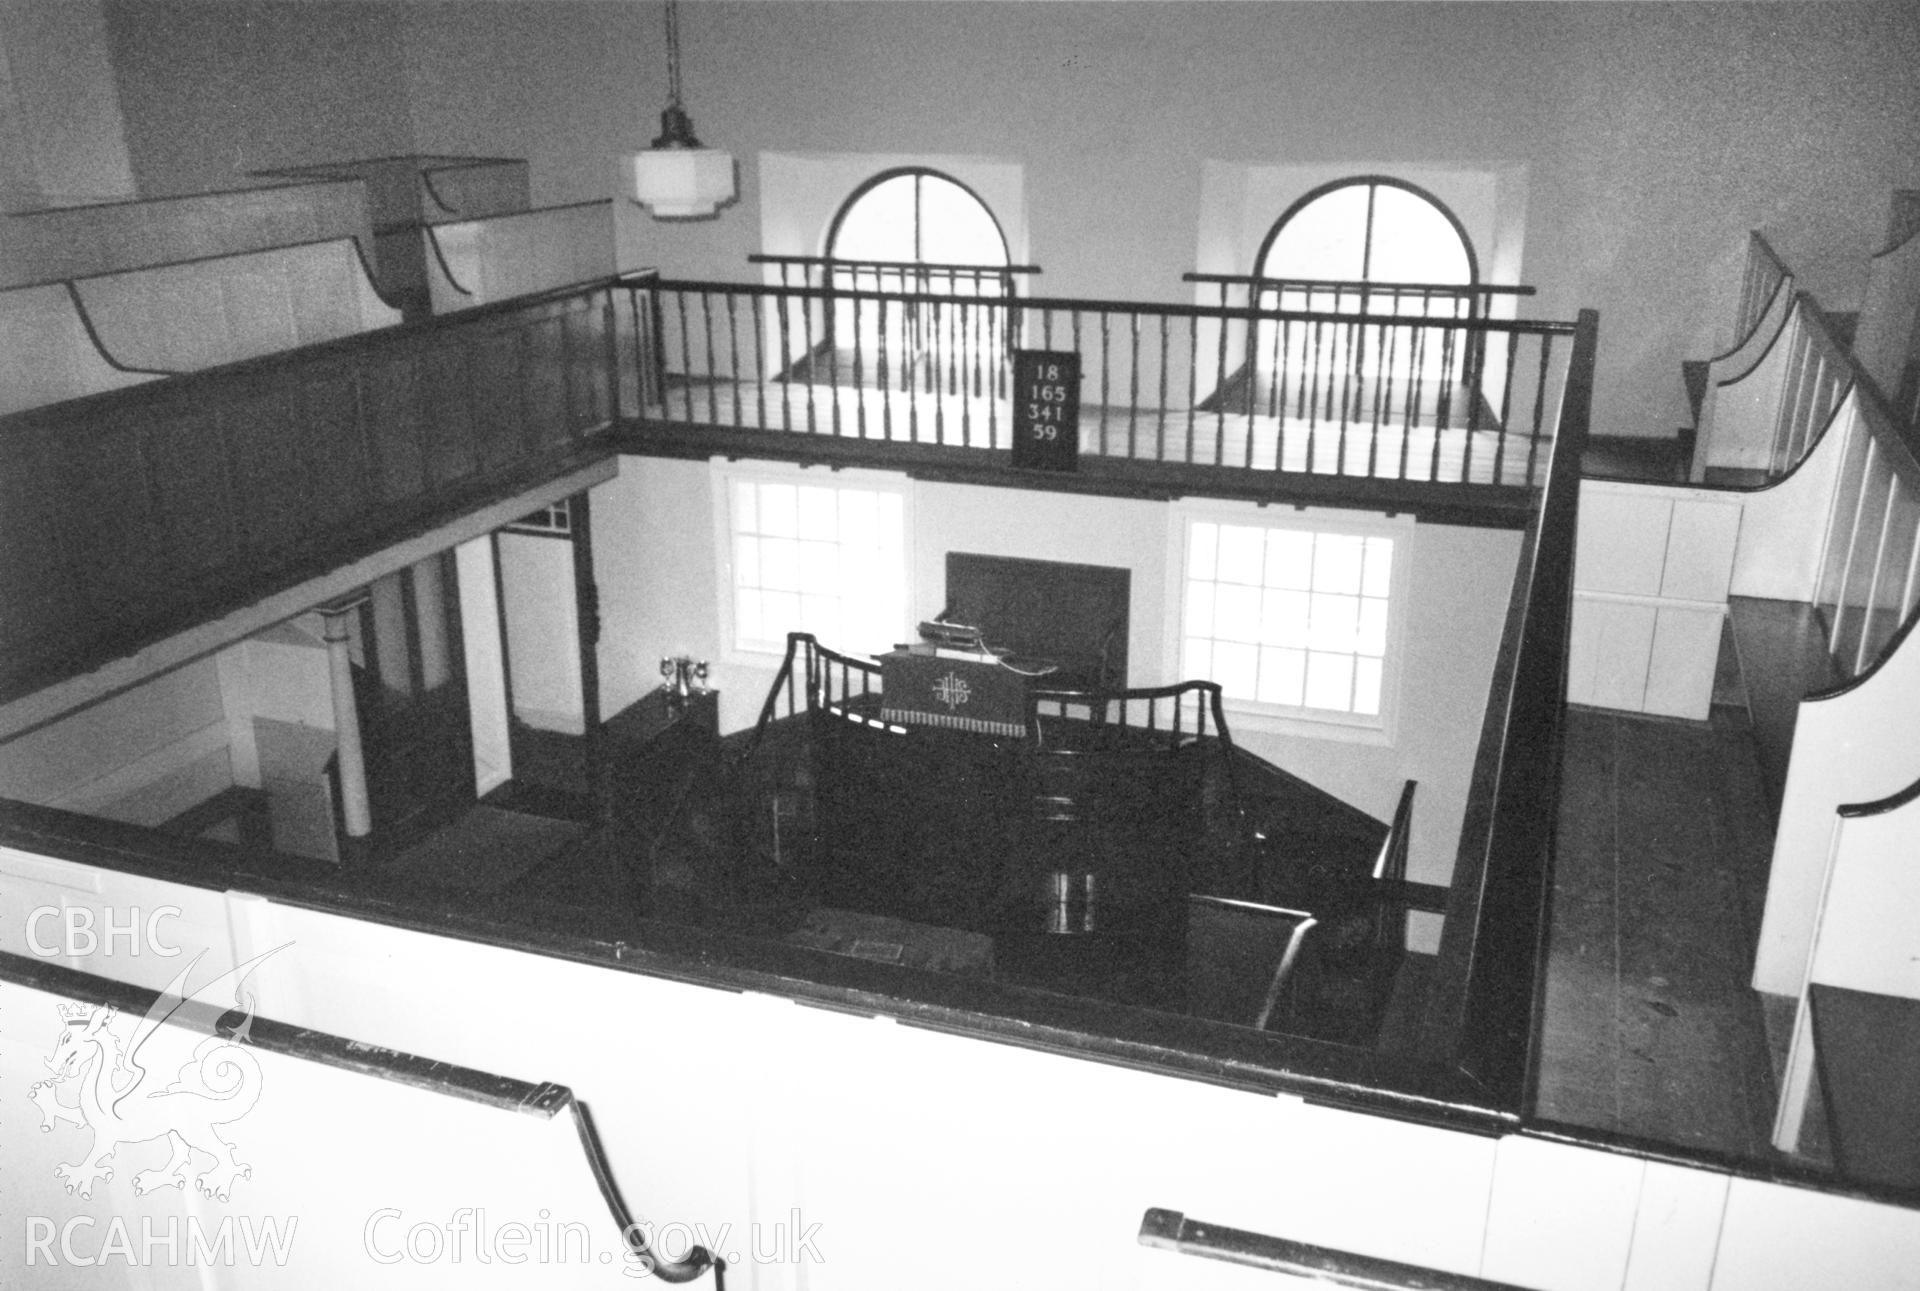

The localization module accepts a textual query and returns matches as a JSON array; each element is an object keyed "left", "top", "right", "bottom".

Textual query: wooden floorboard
[{"left": 1537, "top": 705, "right": 1783, "bottom": 1161}]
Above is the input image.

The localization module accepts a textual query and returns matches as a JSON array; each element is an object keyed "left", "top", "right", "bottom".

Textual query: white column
[
  {"left": 318, "top": 595, "right": 372, "bottom": 839},
  {"left": 456, "top": 536, "right": 512, "bottom": 797}
]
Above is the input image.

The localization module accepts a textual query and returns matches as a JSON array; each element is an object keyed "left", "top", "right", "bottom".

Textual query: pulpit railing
[
  {"left": 1028, "top": 678, "right": 1234, "bottom": 752},
  {"left": 738, "top": 633, "right": 886, "bottom": 766}
]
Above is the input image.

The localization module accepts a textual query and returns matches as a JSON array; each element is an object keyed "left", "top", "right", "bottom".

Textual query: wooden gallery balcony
[
  {"left": 0, "top": 267, "right": 1597, "bottom": 1121},
  {"left": 0, "top": 270, "right": 1594, "bottom": 711}
]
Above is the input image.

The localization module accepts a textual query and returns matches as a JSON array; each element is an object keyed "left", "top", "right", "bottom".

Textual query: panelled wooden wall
[{"left": 0, "top": 282, "right": 619, "bottom": 704}]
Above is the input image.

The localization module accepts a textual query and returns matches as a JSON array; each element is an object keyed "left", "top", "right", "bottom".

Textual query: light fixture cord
[{"left": 664, "top": 0, "right": 685, "bottom": 111}]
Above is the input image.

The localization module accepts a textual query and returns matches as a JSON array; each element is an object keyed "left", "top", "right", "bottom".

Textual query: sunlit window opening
[
  {"left": 828, "top": 169, "right": 1008, "bottom": 276},
  {"left": 1181, "top": 519, "right": 1395, "bottom": 718},
  {"left": 1259, "top": 178, "right": 1474, "bottom": 296},
  {"left": 821, "top": 169, "right": 1013, "bottom": 385},
  {"left": 727, "top": 475, "right": 908, "bottom": 658}
]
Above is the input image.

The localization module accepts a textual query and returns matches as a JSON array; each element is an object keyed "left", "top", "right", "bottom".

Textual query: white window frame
[
  {"left": 710, "top": 459, "right": 915, "bottom": 667},
  {"left": 1163, "top": 502, "right": 1412, "bottom": 746}
]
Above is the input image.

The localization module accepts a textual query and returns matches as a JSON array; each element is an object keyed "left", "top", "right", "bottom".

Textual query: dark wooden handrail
[
  {"left": 647, "top": 274, "right": 1579, "bottom": 335},
  {"left": 1186, "top": 271, "right": 1536, "bottom": 298},
  {"left": 1139, "top": 1208, "right": 1530, "bottom": 1291},
  {"left": 1422, "top": 309, "right": 1598, "bottom": 1102},
  {"left": 0, "top": 950, "right": 723, "bottom": 1287},
  {"left": 750, "top": 253, "right": 1041, "bottom": 276},
  {"left": 1738, "top": 230, "right": 1793, "bottom": 346},
  {"left": 1374, "top": 778, "right": 1417, "bottom": 883}
]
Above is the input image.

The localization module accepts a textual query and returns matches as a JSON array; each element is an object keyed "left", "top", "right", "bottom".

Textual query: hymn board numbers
[{"left": 1012, "top": 350, "right": 1081, "bottom": 472}]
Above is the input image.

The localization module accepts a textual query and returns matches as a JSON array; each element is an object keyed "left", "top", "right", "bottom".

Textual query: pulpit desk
[{"left": 878, "top": 650, "right": 1034, "bottom": 738}]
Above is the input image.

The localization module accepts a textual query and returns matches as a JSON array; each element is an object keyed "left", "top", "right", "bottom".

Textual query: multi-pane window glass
[
  {"left": 729, "top": 479, "right": 907, "bottom": 657},
  {"left": 1182, "top": 521, "right": 1394, "bottom": 718},
  {"left": 1259, "top": 179, "right": 1473, "bottom": 288},
  {"left": 829, "top": 170, "right": 1007, "bottom": 269}
]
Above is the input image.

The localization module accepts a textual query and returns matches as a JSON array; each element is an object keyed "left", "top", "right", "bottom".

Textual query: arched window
[
  {"left": 1255, "top": 176, "right": 1476, "bottom": 290},
  {"left": 826, "top": 168, "right": 1009, "bottom": 274},
  {"left": 819, "top": 169, "right": 1013, "bottom": 389},
  {"left": 1225, "top": 178, "right": 1483, "bottom": 424}
]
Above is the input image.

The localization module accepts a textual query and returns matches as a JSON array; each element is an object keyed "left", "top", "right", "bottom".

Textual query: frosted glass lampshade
[{"left": 633, "top": 148, "right": 736, "bottom": 219}]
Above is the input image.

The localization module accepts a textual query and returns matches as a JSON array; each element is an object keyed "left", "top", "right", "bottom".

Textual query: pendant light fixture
[{"left": 632, "top": 0, "right": 736, "bottom": 219}]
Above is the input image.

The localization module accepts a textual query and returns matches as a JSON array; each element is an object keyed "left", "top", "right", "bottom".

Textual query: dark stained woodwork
[{"left": 0, "top": 281, "right": 619, "bottom": 705}]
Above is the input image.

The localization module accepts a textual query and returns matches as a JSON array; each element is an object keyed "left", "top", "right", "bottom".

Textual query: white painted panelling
[
  {"left": 1481, "top": 1134, "right": 1645, "bottom": 1291},
  {"left": 13, "top": 842, "right": 1920, "bottom": 1288},
  {"left": 1622, "top": 1162, "right": 1729, "bottom": 1291},
  {"left": 2, "top": 974, "right": 643, "bottom": 1288},
  {"left": 0, "top": 281, "right": 154, "bottom": 413},
  {"left": 1776, "top": 792, "right": 1920, "bottom": 1149},
  {"left": 1643, "top": 604, "right": 1727, "bottom": 720},
  {"left": 1806, "top": 801, "right": 1920, "bottom": 998},
  {"left": 1702, "top": 305, "right": 1795, "bottom": 475},
  {"left": 1660, "top": 499, "right": 1743, "bottom": 602},
  {"left": 1690, "top": 280, "right": 1793, "bottom": 482},
  {"left": 1754, "top": 567, "right": 1920, "bottom": 994},
  {"left": 1729, "top": 395, "right": 1855, "bottom": 603},
  {"left": 1576, "top": 485, "right": 1672, "bottom": 597},
  {"left": 1712, "top": 1176, "right": 1920, "bottom": 1290},
  {"left": 0, "top": 657, "right": 228, "bottom": 810},
  {"left": 1567, "top": 597, "right": 1657, "bottom": 710},
  {"left": 74, "top": 237, "right": 401, "bottom": 374},
  {"left": 1572, "top": 482, "right": 1740, "bottom": 720},
  {"left": 427, "top": 202, "right": 614, "bottom": 312},
  {"left": 1131, "top": 1246, "right": 1322, "bottom": 1288},
  {"left": 0, "top": 848, "right": 234, "bottom": 989}
]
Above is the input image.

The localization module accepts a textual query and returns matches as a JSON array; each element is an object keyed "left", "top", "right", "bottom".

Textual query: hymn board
[{"left": 1012, "top": 350, "right": 1081, "bottom": 472}]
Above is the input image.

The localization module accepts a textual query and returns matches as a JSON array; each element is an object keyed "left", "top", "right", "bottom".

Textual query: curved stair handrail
[
  {"left": 1735, "top": 231, "right": 1793, "bottom": 353},
  {"left": 1696, "top": 291, "right": 1856, "bottom": 481}
]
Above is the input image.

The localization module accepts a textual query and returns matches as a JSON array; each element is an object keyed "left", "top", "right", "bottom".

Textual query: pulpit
[{"left": 878, "top": 650, "right": 1033, "bottom": 737}]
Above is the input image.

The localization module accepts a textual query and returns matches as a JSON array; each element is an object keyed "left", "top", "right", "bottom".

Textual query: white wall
[
  {"left": 0, "top": 0, "right": 134, "bottom": 209},
  {"left": 0, "top": 658, "right": 228, "bottom": 826},
  {"left": 757, "top": 151, "right": 1030, "bottom": 266},
  {"left": 592, "top": 454, "right": 1517, "bottom": 887},
  {"left": 7, "top": 845, "right": 1920, "bottom": 1290},
  {"left": 2, "top": 973, "right": 642, "bottom": 1289},
  {"left": 390, "top": 1, "right": 1920, "bottom": 443},
  {"left": 498, "top": 530, "right": 584, "bottom": 734}
]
